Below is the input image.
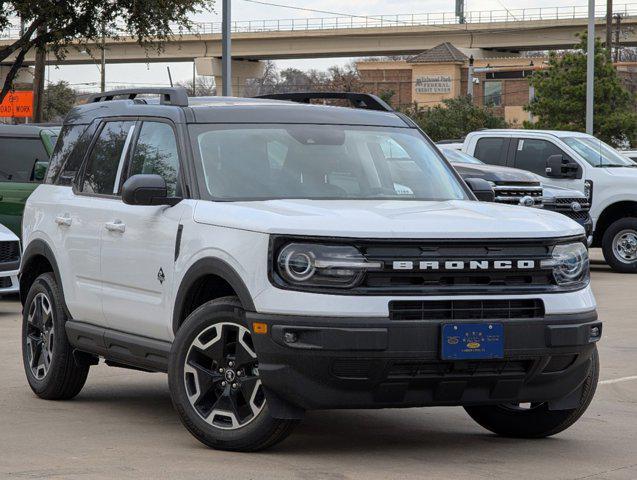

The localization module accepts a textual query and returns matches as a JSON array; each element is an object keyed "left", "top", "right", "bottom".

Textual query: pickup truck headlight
[
  {"left": 276, "top": 243, "right": 381, "bottom": 288},
  {"left": 541, "top": 242, "right": 589, "bottom": 286}
]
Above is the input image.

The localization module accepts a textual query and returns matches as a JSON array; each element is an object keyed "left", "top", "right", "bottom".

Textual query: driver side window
[{"left": 513, "top": 139, "right": 566, "bottom": 176}]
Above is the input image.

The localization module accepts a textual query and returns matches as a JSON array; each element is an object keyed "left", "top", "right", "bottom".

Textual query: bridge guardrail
[{"left": 1, "top": 4, "right": 637, "bottom": 40}]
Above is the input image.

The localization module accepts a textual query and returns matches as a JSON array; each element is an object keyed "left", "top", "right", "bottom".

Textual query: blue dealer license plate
[{"left": 441, "top": 323, "right": 504, "bottom": 360}]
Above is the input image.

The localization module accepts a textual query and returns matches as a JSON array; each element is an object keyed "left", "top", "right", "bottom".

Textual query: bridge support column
[{"left": 194, "top": 58, "right": 265, "bottom": 97}]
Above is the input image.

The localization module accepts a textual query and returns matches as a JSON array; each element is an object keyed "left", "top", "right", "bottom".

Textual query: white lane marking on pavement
[{"left": 599, "top": 375, "right": 637, "bottom": 385}]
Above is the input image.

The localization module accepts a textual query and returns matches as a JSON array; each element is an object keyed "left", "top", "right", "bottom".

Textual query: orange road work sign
[{"left": 0, "top": 91, "right": 34, "bottom": 118}]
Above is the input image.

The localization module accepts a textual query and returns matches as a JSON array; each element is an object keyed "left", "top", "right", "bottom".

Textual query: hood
[
  {"left": 541, "top": 184, "right": 586, "bottom": 201},
  {"left": 452, "top": 162, "right": 540, "bottom": 184},
  {"left": 193, "top": 199, "right": 583, "bottom": 239},
  {"left": 0, "top": 223, "right": 19, "bottom": 242}
]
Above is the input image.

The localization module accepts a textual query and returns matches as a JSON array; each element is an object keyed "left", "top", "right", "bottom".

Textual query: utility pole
[
  {"left": 466, "top": 55, "right": 474, "bottom": 98},
  {"left": 100, "top": 25, "right": 106, "bottom": 93},
  {"left": 586, "top": 0, "right": 595, "bottom": 135},
  {"left": 606, "top": 0, "right": 613, "bottom": 59},
  {"left": 32, "top": 26, "right": 46, "bottom": 124},
  {"left": 192, "top": 61, "right": 197, "bottom": 96},
  {"left": 614, "top": 13, "right": 622, "bottom": 63},
  {"left": 222, "top": 0, "right": 232, "bottom": 96}
]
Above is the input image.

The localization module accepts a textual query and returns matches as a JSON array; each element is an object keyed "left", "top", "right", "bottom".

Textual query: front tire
[
  {"left": 464, "top": 348, "right": 599, "bottom": 438},
  {"left": 602, "top": 218, "right": 637, "bottom": 273},
  {"left": 168, "top": 297, "right": 297, "bottom": 451},
  {"left": 21, "top": 273, "right": 90, "bottom": 400}
]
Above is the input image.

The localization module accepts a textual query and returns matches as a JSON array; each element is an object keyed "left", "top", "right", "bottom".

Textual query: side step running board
[{"left": 65, "top": 321, "right": 171, "bottom": 373}]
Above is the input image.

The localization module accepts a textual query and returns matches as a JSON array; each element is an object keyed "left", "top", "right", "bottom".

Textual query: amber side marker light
[{"left": 252, "top": 322, "right": 268, "bottom": 334}]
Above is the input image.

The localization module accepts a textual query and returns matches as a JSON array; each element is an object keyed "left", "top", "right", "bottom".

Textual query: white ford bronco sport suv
[
  {"left": 20, "top": 89, "right": 601, "bottom": 451},
  {"left": 463, "top": 129, "right": 637, "bottom": 272}
]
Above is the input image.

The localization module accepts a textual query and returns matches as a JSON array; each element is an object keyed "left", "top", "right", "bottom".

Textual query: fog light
[
  {"left": 284, "top": 332, "right": 298, "bottom": 344},
  {"left": 590, "top": 326, "right": 601, "bottom": 339}
]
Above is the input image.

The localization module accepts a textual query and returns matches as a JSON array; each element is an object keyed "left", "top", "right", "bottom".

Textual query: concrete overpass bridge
[{"left": 1, "top": 4, "right": 637, "bottom": 91}]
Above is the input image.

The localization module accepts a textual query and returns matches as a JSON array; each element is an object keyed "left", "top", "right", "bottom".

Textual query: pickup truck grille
[
  {"left": 493, "top": 185, "right": 543, "bottom": 207},
  {"left": 544, "top": 198, "right": 591, "bottom": 221},
  {"left": 389, "top": 299, "right": 545, "bottom": 321},
  {"left": 0, "top": 241, "right": 20, "bottom": 264}
]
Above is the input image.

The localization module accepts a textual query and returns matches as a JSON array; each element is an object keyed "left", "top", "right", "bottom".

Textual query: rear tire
[
  {"left": 21, "top": 273, "right": 90, "bottom": 400},
  {"left": 464, "top": 348, "right": 599, "bottom": 438},
  {"left": 168, "top": 296, "right": 298, "bottom": 451},
  {"left": 602, "top": 218, "right": 637, "bottom": 273}
]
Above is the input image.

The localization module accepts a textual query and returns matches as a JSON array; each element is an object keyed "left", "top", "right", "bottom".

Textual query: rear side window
[
  {"left": 513, "top": 139, "right": 565, "bottom": 176},
  {"left": 81, "top": 121, "right": 135, "bottom": 195},
  {"left": 473, "top": 137, "right": 509, "bottom": 166},
  {"left": 45, "top": 125, "right": 88, "bottom": 185},
  {"left": 129, "top": 121, "right": 180, "bottom": 197},
  {"left": 0, "top": 137, "right": 48, "bottom": 182}
]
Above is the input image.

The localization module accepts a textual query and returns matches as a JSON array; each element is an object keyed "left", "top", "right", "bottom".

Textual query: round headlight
[
  {"left": 541, "top": 242, "right": 589, "bottom": 286},
  {"left": 282, "top": 249, "right": 315, "bottom": 282},
  {"left": 276, "top": 243, "right": 382, "bottom": 289}
]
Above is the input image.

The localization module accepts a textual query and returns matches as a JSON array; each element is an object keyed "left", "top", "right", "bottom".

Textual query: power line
[{"left": 239, "top": 0, "right": 395, "bottom": 20}]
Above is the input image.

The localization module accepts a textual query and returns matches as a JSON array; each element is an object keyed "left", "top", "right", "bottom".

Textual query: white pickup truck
[{"left": 463, "top": 130, "right": 637, "bottom": 272}]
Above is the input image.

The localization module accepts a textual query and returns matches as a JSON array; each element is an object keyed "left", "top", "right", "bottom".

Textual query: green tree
[
  {"left": 43, "top": 81, "right": 76, "bottom": 122},
  {"left": 0, "top": 1, "right": 213, "bottom": 102},
  {"left": 525, "top": 35, "right": 637, "bottom": 147},
  {"left": 404, "top": 96, "right": 507, "bottom": 142}
]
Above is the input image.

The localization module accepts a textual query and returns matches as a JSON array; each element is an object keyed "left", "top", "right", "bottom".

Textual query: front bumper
[{"left": 248, "top": 310, "right": 601, "bottom": 416}]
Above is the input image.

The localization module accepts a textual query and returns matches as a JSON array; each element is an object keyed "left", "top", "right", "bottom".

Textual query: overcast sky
[{"left": 44, "top": 0, "right": 592, "bottom": 91}]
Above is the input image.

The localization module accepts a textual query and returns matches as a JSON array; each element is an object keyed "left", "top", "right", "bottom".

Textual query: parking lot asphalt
[{"left": 0, "top": 249, "right": 636, "bottom": 480}]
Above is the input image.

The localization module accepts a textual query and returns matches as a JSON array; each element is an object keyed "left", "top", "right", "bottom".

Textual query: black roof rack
[
  {"left": 86, "top": 87, "right": 189, "bottom": 107},
  {"left": 256, "top": 92, "right": 393, "bottom": 112}
]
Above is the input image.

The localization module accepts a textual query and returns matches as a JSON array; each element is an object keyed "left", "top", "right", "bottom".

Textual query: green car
[{"left": 0, "top": 124, "right": 60, "bottom": 237}]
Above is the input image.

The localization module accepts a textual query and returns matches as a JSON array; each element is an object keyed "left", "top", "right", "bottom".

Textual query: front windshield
[
  {"left": 563, "top": 136, "right": 635, "bottom": 168},
  {"left": 190, "top": 124, "right": 470, "bottom": 201},
  {"left": 440, "top": 148, "right": 484, "bottom": 165}
]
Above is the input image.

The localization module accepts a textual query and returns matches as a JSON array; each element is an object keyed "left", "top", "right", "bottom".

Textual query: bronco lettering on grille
[{"left": 391, "top": 260, "right": 536, "bottom": 271}]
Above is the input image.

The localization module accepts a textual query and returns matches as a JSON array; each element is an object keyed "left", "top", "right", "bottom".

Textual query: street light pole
[
  {"left": 586, "top": 0, "right": 595, "bottom": 135},
  {"left": 222, "top": 0, "right": 232, "bottom": 96}
]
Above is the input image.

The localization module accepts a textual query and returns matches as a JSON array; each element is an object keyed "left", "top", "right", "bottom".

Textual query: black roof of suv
[{"left": 67, "top": 88, "right": 407, "bottom": 128}]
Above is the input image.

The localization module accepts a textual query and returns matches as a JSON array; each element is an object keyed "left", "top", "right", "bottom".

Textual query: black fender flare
[
  {"left": 20, "top": 239, "right": 66, "bottom": 308},
  {"left": 172, "top": 257, "right": 256, "bottom": 334}
]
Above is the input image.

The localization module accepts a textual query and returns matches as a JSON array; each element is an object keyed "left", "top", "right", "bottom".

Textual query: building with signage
[
  {"left": 357, "top": 42, "right": 637, "bottom": 125},
  {"left": 357, "top": 43, "right": 548, "bottom": 125}
]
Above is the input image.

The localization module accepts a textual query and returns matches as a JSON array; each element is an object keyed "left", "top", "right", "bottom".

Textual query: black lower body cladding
[{"left": 246, "top": 310, "right": 601, "bottom": 416}]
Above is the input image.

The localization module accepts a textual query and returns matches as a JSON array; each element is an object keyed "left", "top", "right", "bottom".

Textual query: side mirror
[
  {"left": 465, "top": 177, "right": 495, "bottom": 202},
  {"left": 546, "top": 154, "right": 579, "bottom": 178},
  {"left": 33, "top": 160, "right": 49, "bottom": 182},
  {"left": 122, "top": 174, "right": 181, "bottom": 206}
]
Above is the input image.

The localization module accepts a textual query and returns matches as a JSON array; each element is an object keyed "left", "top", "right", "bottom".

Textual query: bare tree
[{"left": 176, "top": 76, "right": 216, "bottom": 96}]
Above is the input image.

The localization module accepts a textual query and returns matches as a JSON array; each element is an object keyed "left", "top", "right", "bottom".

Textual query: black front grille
[
  {"left": 389, "top": 299, "right": 545, "bottom": 321},
  {"left": 360, "top": 240, "right": 556, "bottom": 295},
  {"left": 0, "top": 241, "right": 20, "bottom": 263},
  {"left": 0, "top": 276, "right": 13, "bottom": 288}
]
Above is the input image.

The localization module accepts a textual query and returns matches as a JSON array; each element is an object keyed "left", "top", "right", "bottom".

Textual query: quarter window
[
  {"left": 514, "top": 139, "right": 565, "bottom": 176},
  {"left": 129, "top": 122, "right": 180, "bottom": 197},
  {"left": 81, "top": 121, "right": 135, "bottom": 195},
  {"left": 46, "top": 124, "right": 88, "bottom": 185}
]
